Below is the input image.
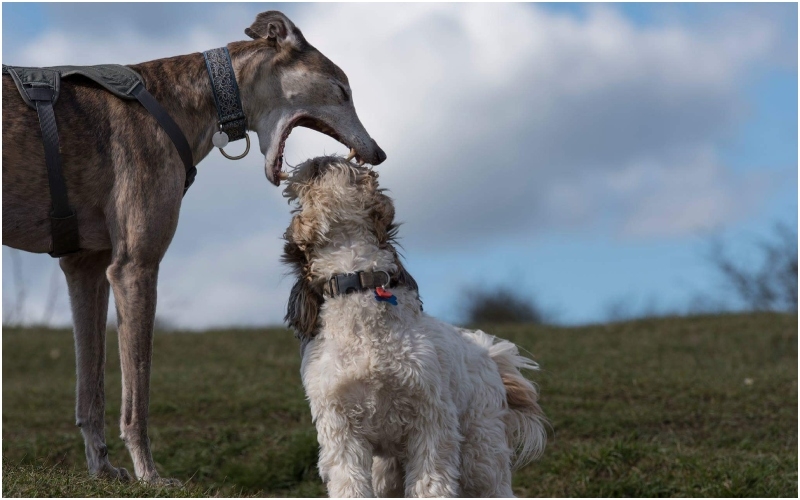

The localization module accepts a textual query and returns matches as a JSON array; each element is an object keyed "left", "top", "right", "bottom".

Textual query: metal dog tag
[{"left": 212, "top": 131, "right": 229, "bottom": 148}]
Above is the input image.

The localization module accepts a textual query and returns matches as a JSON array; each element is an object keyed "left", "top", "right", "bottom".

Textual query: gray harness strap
[{"left": 3, "top": 63, "right": 197, "bottom": 257}]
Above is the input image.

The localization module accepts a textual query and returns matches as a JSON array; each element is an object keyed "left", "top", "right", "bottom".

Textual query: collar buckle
[
  {"left": 327, "top": 270, "right": 392, "bottom": 298},
  {"left": 333, "top": 273, "right": 362, "bottom": 295}
]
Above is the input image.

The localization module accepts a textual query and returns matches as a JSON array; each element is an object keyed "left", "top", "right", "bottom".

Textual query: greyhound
[{"left": 2, "top": 11, "right": 386, "bottom": 484}]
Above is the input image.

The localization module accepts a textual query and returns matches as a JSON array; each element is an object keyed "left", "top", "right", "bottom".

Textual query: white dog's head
[
  {"left": 282, "top": 156, "right": 396, "bottom": 248},
  {"left": 281, "top": 156, "right": 419, "bottom": 340}
]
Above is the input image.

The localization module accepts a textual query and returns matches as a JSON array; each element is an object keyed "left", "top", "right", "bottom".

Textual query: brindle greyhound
[{"left": 2, "top": 11, "right": 386, "bottom": 484}]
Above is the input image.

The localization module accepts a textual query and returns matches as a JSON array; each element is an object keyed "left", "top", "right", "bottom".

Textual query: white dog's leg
[
  {"left": 316, "top": 410, "right": 375, "bottom": 497},
  {"left": 404, "top": 402, "right": 461, "bottom": 497},
  {"left": 459, "top": 408, "right": 515, "bottom": 497},
  {"left": 372, "top": 455, "right": 404, "bottom": 498}
]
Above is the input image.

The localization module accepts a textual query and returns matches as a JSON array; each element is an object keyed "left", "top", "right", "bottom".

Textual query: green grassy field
[{"left": 3, "top": 313, "right": 797, "bottom": 497}]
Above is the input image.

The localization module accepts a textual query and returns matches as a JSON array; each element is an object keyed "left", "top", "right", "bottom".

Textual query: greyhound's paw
[
  {"left": 116, "top": 467, "right": 133, "bottom": 482},
  {"left": 95, "top": 465, "right": 132, "bottom": 482}
]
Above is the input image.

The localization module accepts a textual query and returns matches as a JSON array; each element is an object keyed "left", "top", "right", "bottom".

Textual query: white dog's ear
[
  {"left": 288, "top": 211, "right": 318, "bottom": 247},
  {"left": 283, "top": 240, "right": 323, "bottom": 339},
  {"left": 245, "top": 11, "right": 304, "bottom": 50},
  {"left": 370, "top": 191, "right": 395, "bottom": 244},
  {"left": 353, "top": 169, "right": 395, "bottom": 243},
  {"left": 286, "top": 275, "right": 323, "bottom": 340}
]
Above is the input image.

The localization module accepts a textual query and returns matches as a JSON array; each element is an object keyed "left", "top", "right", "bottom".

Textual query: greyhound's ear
[{"left": 245, "top": 11, "right": 303, "bottom": 49}]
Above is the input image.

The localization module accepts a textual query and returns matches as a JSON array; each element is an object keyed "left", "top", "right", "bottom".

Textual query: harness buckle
[{"left": 23, "top": 85, "right": 55, "bottom": 102}]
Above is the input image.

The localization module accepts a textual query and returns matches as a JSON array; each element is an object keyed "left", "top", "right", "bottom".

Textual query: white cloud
[
  {"left": 544, "top": 147, "right": 772, "bottom": 238},
  {"left": 285, "top": 3, "right": 782, "bottom": 249}
]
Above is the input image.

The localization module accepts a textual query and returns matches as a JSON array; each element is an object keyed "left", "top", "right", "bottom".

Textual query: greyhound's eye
[{"left": 337, "top": 84, "right": 350, "bottom": 103}]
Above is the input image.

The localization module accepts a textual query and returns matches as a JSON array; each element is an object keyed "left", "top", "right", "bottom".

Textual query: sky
[{"left": 2, "top": 2, "right": 797, "bottom": 328}]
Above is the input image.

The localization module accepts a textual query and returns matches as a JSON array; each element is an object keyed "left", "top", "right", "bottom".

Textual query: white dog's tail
[
  {"left": 490, "top": 337, "right": 548, "bottom": 470},
  {"left": 464, "top": 329, "right": 547, "bottom": 470}
]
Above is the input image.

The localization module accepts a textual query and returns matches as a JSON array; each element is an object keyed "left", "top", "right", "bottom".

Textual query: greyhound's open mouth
[{"left": 269, "top": 115, "right": 363, "bottom": 186}]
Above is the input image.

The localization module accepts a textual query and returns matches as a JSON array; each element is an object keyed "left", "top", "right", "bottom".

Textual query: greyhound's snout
[{"left": 371, "top": 139, "right": 387, "bottom": 165}]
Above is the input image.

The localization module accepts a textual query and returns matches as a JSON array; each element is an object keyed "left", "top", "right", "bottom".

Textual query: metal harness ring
[{"left": 219, "top": 134, "right": 250, "bottom": 160}]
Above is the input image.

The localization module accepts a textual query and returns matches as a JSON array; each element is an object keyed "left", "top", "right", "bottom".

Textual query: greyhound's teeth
[{"left": 346, "top": 149, "right": 356, "bottom": 162}]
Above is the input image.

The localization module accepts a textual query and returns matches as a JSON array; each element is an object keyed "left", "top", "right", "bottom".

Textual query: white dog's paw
[
  {"left": 154, "top": 477, "right": 183, "bottom": 487},
  {"left": 409, "top": 478, "right": 459, "bottom": 498},
  {"left": 142, "top": 475, "right": 183, "bottom": 488}
]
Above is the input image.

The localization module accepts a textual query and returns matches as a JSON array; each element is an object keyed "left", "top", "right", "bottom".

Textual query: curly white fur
[{"left": 283, "top": 157, "right": 546, "bottom": 497}]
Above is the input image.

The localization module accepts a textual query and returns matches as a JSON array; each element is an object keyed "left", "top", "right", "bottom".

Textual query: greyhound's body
[{"left": 2, "top": 11, "right": 385, "bottom": 483}]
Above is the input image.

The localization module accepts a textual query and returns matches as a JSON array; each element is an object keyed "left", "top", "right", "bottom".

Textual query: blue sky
[{"left": 2, "top": 3, "right": 797, "bottom": 327}]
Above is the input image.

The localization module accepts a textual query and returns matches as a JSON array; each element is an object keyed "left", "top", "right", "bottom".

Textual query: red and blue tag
[{"left": 374, "top": 287, "right": 398, "bottom": 306}]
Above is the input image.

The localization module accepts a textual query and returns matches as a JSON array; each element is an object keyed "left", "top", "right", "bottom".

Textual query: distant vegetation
[
  {"left": 462, "top": 286, "right": 546, "bottom": 325},
  {"left": 3, "top": 313, "right": 797, "bottom": 497},
  {"left": 460, "top": 223, "right": 797, "bottom": 326}
]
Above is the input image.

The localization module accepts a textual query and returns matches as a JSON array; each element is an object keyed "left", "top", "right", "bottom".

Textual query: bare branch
[{"left": 708, "top": 224, "right": 798, "bottom": 312}]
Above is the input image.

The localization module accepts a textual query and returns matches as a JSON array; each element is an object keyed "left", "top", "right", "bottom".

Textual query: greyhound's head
[{"left": 240, "top": 11, "right": 387, "bottom": 186}]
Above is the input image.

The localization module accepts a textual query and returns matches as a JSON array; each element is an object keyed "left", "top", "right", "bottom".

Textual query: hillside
[{"left": 3, "top": 313, "right": 797, "bottom": 497}]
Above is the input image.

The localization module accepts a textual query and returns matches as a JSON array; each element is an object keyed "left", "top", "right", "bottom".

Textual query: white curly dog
[{"left": 282, "top": 156, "right": 547, "bottom": 497}]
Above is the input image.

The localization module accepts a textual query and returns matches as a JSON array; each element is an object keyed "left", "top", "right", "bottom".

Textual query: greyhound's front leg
[
  {"left": 104, "top": 152, "right": 183, "bottom": 484},
  {"left": 61, "top": 250, "right": 131, "bottom": 481},
  {"left": 107, "top": 256, "right": 178, "bottom": 485}
]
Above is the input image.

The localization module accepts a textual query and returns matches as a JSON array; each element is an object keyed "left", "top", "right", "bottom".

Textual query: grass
[{"left": 3, "top": 313, "right": 797, "bottom": 497}]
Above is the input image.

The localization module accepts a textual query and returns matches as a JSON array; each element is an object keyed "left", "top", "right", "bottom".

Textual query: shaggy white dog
[{"left": 282, "top": 157, "right": 546, "bottom": 497}]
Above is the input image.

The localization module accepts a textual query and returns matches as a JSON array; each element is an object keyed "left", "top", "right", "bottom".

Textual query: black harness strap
[
  {"left": 26, "top": 85, "right": 80, "bottom": 257},
  {"left": 130, "top": 83, "right": 197, "bottom": 194}
]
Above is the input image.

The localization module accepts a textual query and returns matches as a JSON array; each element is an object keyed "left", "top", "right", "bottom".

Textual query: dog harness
[
  {"left": 2, "top": 64, "right": 196, "bottom": 257},
  {"left": 203, "top": 47, "right": 250, "bottom": 160}
]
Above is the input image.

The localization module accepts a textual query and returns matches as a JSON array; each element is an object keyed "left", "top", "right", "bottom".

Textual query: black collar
[
  {"left": 326, "top": 270, "right": 391, "bottom": 297},
  {"left": 202, "top": 47, "right": 248, "bottom": 152}
]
